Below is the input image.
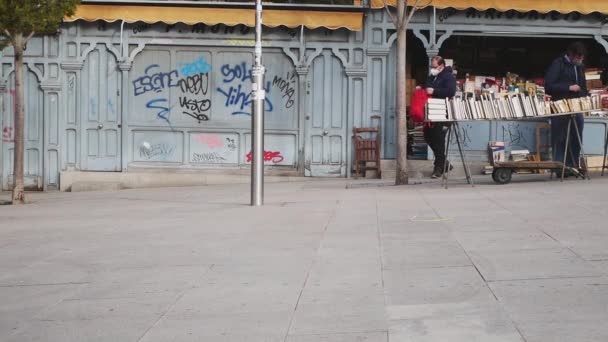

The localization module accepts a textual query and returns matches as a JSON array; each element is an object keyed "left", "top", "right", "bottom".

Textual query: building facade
[{"left": 1, "top": 3, "right": 608, "bottom": 190}]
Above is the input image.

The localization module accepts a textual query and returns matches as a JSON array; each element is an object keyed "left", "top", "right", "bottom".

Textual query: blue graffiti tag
[
  {"left": 146, "top": 98, "right": 173, "bottom": 126},
  {"left": 133, "top": 65, "right": 180, "bottom": 96},
  {"left": 180, "top": 56, "right": 212, "bottom": 77},
  {"left": 216, "top": 62, "right": 273, "bottom": 116}
]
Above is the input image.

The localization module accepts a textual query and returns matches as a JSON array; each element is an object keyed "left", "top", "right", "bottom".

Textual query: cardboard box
[{"left": 488, "top": 141, "right": 506, "bottom": 166}]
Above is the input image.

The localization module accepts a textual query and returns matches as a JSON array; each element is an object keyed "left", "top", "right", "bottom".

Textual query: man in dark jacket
[
  {"left": 424, "top": 56, "right": 456, "bottom": 178},
  {"left": 545, "top": 41, "right": 587, "bottom": 173}
]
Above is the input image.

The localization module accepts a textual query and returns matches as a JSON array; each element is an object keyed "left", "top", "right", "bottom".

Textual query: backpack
[{"left": 410, "top": 88, "right": 429, "bottom": 124}]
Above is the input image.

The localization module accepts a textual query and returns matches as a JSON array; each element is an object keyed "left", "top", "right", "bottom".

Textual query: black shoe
[{"left": 431, "top": 167, "right": 443, "bottom": 179}]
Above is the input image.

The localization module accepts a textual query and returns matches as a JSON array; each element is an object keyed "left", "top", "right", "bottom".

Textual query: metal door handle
[
  {"left": 323, "top": 130, "right": 329, "bottom": 136},
  {"left": 97, "top": 124, "right": 104, "bottom": 130}
]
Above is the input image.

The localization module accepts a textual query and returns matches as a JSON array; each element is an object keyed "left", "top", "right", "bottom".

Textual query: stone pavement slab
[{"left": 2, "top": 176, "right": 608, "bottom": 341}]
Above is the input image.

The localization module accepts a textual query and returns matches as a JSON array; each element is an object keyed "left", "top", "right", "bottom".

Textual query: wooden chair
[{"left": 352, "top": 127, "right": 381, "bottom": 178}]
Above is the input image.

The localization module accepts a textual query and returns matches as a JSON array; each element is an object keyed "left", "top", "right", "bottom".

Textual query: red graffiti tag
[
  {"left": 2, "top": 127, "right": 14, "bottom": 143},
  {"left": 246, "top": 150, "right": 284, "bottom": 164}
]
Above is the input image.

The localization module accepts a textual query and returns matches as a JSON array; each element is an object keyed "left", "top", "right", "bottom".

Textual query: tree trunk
[
  {"left": 12, "top": 33, "right": 26, "bottom": 204},
  {"left": 394, "top": 2, "right": 408, "bottom": 185}
]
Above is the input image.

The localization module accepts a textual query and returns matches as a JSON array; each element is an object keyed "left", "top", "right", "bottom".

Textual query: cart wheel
[{"left": 492, "top": 168, "right": 513, "bottom": 184}]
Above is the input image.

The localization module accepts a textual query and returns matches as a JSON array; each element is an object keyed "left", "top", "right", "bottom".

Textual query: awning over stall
[
  {"left": 65, "top": 4, "right": 364, "bottom": 31},
  {"left": 371, "top": 0, "right": 608, "bottom": 14}
]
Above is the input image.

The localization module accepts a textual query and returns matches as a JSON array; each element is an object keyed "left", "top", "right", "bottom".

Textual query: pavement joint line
[
  {"left": 283, "top": 200, "right": 339, "bottom": 342},
  {"left": 0, "top": 282, "right": 90, "bottom": 288},
  {"left": 485, "top": 275, "right": 606, "bottom": 283},
  {"left": 477, "top": 188, "right": 598, "bottom": 267},
  {"left": 285, "top": 329, "right": 389, "bottom": 338},
  {"left": 135, "top": 290, "right": 188, "bottom": 342},
  {"left": 428, "top": 190, "right": 532, "bottom": 342}
]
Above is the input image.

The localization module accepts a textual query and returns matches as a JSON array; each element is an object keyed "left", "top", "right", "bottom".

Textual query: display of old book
[{"left": 426, "top": 94, "right": 603, "bottom": 122}]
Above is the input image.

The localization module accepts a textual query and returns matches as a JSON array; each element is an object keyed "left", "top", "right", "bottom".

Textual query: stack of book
[
  {"left": 426, "top": 99, "right": 449, "bottom": 121},
  {"left": 408, "top": 126, "right": 427, "bottom": 160},
  {"left": 425, "top": 94, "right": 603, "bottom": 122},
  {"left": 510, "top": 149, "right": 530, "bottom": 162},
  {"left": 585, "top": 68, "right": 603, "bottom": 89},
  {"left": 447, "top": 93, "right": 547, "bottom": 121},
  {"left": 550, "top": 97, "right": 597, "bottom": 114}
]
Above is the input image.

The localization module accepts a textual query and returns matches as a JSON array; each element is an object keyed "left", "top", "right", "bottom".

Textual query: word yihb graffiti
[
  {"left": 217, "top": 62, "right": 273, "bottom": 116},
  {"left": 246, "top": 150, "right": 284, "bottom": 164},
  {"left": 139, "top": 142, "right": 175, "bottom": 160},
  {"left": 180, "top": 56, "right": 212, "bottom": 77},
  {"left": 272, "top": 72, "right": 296, "bottom": 109},
  {"left": 179, "top": 72, "right": 211, "bottom": 123},
  {"left": 133, "top": 65, "right": 179, "bottom": 96}
]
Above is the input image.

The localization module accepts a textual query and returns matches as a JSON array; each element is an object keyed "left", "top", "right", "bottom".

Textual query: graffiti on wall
[
  {"left": 133, "top": 64, "right": 180, "bottom": 96},
  {"left": 179, "top": 56, "right": 212, "bottom": 77},
  {"left": 217, "top": 62, "right": 273, "bottom": 116},
  {"left": 192, "top": 152, "right": 226, "bottom": 163},
  {"left": 146, "top": 99, "right": 173, "bottom": 126},
  {"left": 178, "top": 71, "right": 211, "bottom": 123},
  {"left": 2, "top": 127, "right": 14, "bottom": 143},
  {"left": 134, "top": 56, "right": 213, "bottom": 125},
  {"left": 139, "top": 142, "right": 175, "bottom": 161},
  {"left": 501, "top": 123, "right": 529, "bottom": 148},
  {"left": 246, "top": 150, "right": 284, "bottom": 164},
  {"left": 133, "top": 57, "right": 296, "bottom": 123},
  {"left": 272, "top": 72, "right": 296, "bottom": 109},
  {"left": 190, "top": 133, "right": 238, "bottom": 164}
]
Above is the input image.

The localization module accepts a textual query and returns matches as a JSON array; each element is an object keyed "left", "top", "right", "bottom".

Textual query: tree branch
[
  {"left": 399, "top": 0, "right": 426, "bottom": 31},
  {"left": 4, "top": 29, "right": 14, "bottom": 44},
  {"left": 382, "top": 0, "right": 398, "bottom": 27},
  {"left": 24, "top": 31, "right": 35, "bottom": 44}
]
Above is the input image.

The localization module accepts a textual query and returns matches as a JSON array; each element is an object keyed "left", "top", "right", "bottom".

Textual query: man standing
[
  {"left": 424, "top": 56, "right": 456, "bottom": 178},
  {"left": 545, "top": 41, "right": 587, "bottom": 175}
]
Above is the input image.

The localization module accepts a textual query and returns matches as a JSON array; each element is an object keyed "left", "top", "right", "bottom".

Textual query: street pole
[{"left": 251, "top": 0, "right": 265, "bottom": 206}]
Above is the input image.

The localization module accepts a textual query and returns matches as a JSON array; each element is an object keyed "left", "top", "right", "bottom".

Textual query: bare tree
[{"left": 382, "top": 0, "right": 427, "bottom": 185}]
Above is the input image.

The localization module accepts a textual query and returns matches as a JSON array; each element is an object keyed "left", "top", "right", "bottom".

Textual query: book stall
[{"left": 426, "top": 91, "right": 608, "bottom": 187}]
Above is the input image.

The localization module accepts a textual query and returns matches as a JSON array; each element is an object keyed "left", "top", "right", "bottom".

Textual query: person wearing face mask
[
  {"left": 545, "top": 41, "right": 588, "bottom": 176},
  {"left": 423, "top": 56, "right": 456, "bottom": 178}
]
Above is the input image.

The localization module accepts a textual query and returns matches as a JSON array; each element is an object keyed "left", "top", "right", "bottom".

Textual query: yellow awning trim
[
  {"left": 371, "top": 0, "right": 608, "bottom": 14},
  {"left": 65, "top": 4, "right": 363, "bottom": 31}
]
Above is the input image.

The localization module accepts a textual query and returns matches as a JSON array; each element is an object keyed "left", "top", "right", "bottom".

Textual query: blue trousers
[{"left": 551, "top": 114, "right": 584, "bottom": 168}]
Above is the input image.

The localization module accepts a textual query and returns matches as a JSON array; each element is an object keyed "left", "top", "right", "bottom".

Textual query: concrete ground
[{"left": 1, "top": 174, "right": 608, "bottom": 342}]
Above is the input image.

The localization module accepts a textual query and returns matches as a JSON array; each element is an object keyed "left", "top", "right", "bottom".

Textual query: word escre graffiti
[
  {"left": 179, "top": 72, "right": 211, "bottom": 123},
  {"left": 146, "top": 99, "right": 173, "bottom": 126},
  {"left": 272, "top": 72, "right": 296, "bottom": 109},
  {"left": 180, "top": 56, "right": 212, "bottom": 77},
  {"left": 217, "top": 62, "right": 273, "bottom": 116},
  {"left": 246, "top": 150, "right": 284, "bottom": 164},
  {"left": 139, "top": 142, "right": 175, "bottom": 160},
  {"left": 2, "top": 127, "right": 14, "bottom": 143},
  {"left": 133, "top": 65, "right": 179, "bottom": 96},
  {"left": 192, "top": 152, "right": 226, "bottom": 163}
]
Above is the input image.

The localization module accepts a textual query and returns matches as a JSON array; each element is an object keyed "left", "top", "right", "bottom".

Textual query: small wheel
[{"left": 492, "top": 168, "right": 513, "bottom": 184}]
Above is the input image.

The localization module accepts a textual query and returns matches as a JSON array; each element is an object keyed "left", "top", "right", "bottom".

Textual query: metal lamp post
[{"left": 251, "top": 0, "right": 265, "bottom": 206}]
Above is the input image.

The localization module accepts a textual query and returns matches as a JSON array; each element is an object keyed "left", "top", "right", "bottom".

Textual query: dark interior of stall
[{"left": 406, "top": 33, "right": 608, "bottom": 159}]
